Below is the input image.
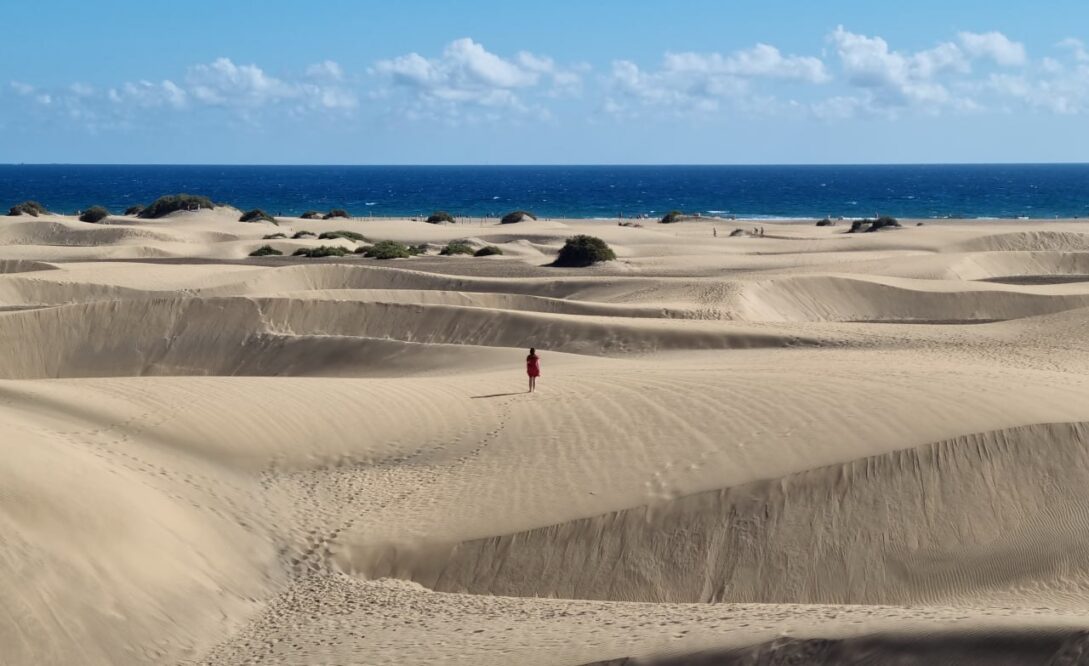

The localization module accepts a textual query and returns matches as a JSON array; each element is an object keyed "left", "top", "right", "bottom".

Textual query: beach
[{"left": 5, "top": 208, "right": 1089, "bottom": 664}]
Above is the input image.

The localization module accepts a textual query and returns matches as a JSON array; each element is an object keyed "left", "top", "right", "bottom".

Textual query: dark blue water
[{"left": 3, "top": 164, "right": 1089, "bottom": 219}]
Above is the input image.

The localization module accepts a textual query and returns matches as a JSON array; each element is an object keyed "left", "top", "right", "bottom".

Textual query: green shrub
[
  {"left": 124, "top": 205, "right": 145, "bottom": 216},
  {"left": 409, "top": 243, "right": 428, "bottom": 256},
  {"left": 79, "top": 206, "right": 110, "bottom": 223},
  {"left": 323, "top": 209, "right": 350, "bottom": 219},
  {"left": 440, "top": 241, "right": 474, "bottom": 256},
  {"left": 300, "top": 210, "right": 322, "bottom": 219},
  {"left": 139, "top": 194, "right": 214, "bottom": 218},
  {"left": 263, "top": 233, "right": 288, "bottom": 239},
  {"left": 474, "top": 245, "right": 503, "bottom": 257},
  {"left": 816, "top": 218, "right": 834, "bottom": 227},
  {"left": 660, "top": 210, "right": 685, "bottom": 224},
  {"left": 363, "top": 240, "right": 412, "bottom": 259},
  {"left": 500, "top": 210, "right": 536, "bottom": 224},
  {"left": 7, "top": 200, "right": 47, "bottom": 217},
  {"left": 240, "top": 209, "right": 277, "bottom": 224},
  {"left": 292, "top": 230, "right": 317, "bottom": 239},
  {"left": 249, "top": 245, "right": 283, "bottom": 257},
  {"left": 292, "top": 245, "right": 351, "bottom": 258},
  {"left": 552, "top": 235, "right": 616, "bottom": 267},
  {"left": 426, "top": 211, "right": 455, "bottom": 224},
  {"left": 318, "top": 230, "right": 369, "bottom": 242}
]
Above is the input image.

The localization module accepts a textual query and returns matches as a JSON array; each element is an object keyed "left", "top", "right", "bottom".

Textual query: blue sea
[{"left": 3, "top": 164, "right": 1089, "bottom": 220}]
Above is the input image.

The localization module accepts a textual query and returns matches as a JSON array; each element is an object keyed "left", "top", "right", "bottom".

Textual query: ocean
[{"left": 2, "top": 164, "right": 1089, "bottom": 220}]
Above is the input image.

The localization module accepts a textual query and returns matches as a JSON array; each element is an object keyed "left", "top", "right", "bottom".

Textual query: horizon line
[{"left": 5, "top": 161, "right": 1089, "bottom": 168}]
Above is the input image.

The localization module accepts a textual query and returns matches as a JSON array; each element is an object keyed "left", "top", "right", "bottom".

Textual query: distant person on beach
[{"left": 526, "top": 348, "right": 540, "bottom": 392}]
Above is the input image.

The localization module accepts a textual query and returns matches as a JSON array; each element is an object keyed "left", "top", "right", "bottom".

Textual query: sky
[{"left": 3, "top": 0, "right": 1089, "bottom": 164}]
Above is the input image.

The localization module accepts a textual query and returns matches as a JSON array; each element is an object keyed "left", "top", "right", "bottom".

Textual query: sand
[{"left": 4, "top": 208, "right": 1089, "bottom": 664}]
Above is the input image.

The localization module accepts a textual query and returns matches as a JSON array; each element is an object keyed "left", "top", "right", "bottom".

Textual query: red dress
[{"left": 526, "top": 354, "right": 540, "bottom": 378}]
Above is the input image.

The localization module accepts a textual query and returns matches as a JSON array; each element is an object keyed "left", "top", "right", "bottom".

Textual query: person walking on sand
[{"left": 526, "top": 348, "right": 541, "bottom": 392}]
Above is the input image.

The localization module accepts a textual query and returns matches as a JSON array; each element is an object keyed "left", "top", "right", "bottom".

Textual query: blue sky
[{"left": 3, "top": 0, "right": 1089, "bottom": 164}]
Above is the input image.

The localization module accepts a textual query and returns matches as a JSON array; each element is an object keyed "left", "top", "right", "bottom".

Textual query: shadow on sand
[{"left": 470, "top": 392, "right": 526, "bottom": 399}]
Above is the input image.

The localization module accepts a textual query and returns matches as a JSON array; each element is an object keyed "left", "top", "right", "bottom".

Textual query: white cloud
[
  {"left": 10, "top": 57, "right": 358, "bottom": 132},
  {"left": 10, "top": 81, "right": 52, "bottom": 105},
  {"left": 306, "top": 60, "right": 344, "bottom": 81},
  {"left": 108, "top": 79, "right": 188, "bottom": 109},
  {"left": 605, "top": 43, "right": 827, "bottom": 116},
  {"left": 186, "top": 57, "right": 297, "bottom": 106},
  {"left": 959, "top": 31, "right": 1027, "bottom": 66},
  {"left": 373, "top": 38, "right": 579, "bottom": 118},
  {"left": 828, "top": 26, "right": 967, "bottom": 108},
  {"left": 985, "top": 66, "right": 1089, "bottom": 115},
  {"left": 824, "top": 27, "right": 1031, "bottom": 117},
  {"left": 1059, "top": 38, "right": 1089, "bottom": 63},
  {"left": 181, "top": 57, "right": 356, "bottom": 113},
  {"left": 663, "top": 44, "right": 829, "bottom": 83}
]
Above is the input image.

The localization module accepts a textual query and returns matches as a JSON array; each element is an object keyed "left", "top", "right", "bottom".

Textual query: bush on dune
[
  {"left": 500, "top": 210, "right": 536, "bottom": 224},
  {"left": 240, "top": 209, "right": 277, "bottom": 224},
  {"left": 660, "top": 210, "right": 685, "bottom": 224},
  {"left": 263, "top": 232, "right": 287, "bottom": 239},
  {"left": 363, "top": 240, "right": 412, "bottom": 259},
  {"left": 318, "top": 230, "right": 369, "bottom": 242},
  {"left": 249, "top": 244, "right": 283, "bottom": 257},
  {"left": 440, "top": 241, "right": 474, "bottom": 256},
  {"left": 848, "top": 216, "right": 902, "bottom": 233},
  {"left": 79, "top": 206, "right": 110, "bottom": 223},
  {"left": 139, "top": 194, "right": 215, "bottom": 218},
  {"left": 870, "top": 215, "right": 902, "bottom": 231},
  {"left": 323, "top": 209, "right": 350, "bottom": 219},
  {"left": 7, "top": 200, "right": 48, "bottom": 217},
  {"left": 300, "top": 210, "right": 322, "bottom": 219},
  {"left": 292, "top": 245, "right": 351, "bottom": 258},
  {"left": 409, "top": 243, "right": 428, "bottom": 256},
  {"left": 292, "top": 230, "right": 317, "bottom": 239},
  {"left": 426, "top": 211, "right": 455, "bottom": 224},
  {"left": 124, "top": 205, "right": 145, "bottom": 216},
  {"left": 474, "top": 245, "right": 503, "bottom": 257},
  {"left": 552, "top": 235, "right": 616, "bottom": 267},
  {"left": 816, "top": 218, "right": 834, "bottom": 227}
]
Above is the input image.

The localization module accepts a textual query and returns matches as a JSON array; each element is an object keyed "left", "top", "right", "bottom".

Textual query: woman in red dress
[{"left": 526, "top": 347, "right": 540, "bottom": 392}]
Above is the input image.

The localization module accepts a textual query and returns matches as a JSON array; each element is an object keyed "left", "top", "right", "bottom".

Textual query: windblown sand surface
[{"left": 5, "top": 209, "right": 1089, "bottom": 664}]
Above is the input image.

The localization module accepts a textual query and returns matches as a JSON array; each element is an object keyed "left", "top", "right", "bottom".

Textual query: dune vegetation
[
  {"left": 249, "top": 244, "right": 283, "bottom": 257},
  {"left": 239, "top": 209, "right": 277, "bottom": 224},
  {"left": 318, "top": 230, "right": 369, "bottom": 242},
  {"left": 7, "top": 200, "right": 48, "bottom": 217},
  {"left": 552, "top": 234, "right": 617, "bottom": 266},
  {"left": 78, "top": 206, "right": 110, "bottom": 223},
  {"left": 439, "top": 241, "right": 474, "bottom": 256},
  {"left": 426, "top": 211, "right": 455, "bottom": 224},
  {"left": 500, "top": 210, "right": 536, "bottom": 224},
  {"left": 362, "top": 239, "right": 413, "bottom": 259},
  {"left": 138, "top": 194, "right": 215, "bottom": 218},
  {"left": 292, "top": 245, "right": 351, "bottom": 258}
]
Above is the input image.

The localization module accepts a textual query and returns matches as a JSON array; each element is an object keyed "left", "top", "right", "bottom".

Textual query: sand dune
[{"left": 5, "top": 211, "right": 1089, "bottom": 664}]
